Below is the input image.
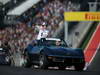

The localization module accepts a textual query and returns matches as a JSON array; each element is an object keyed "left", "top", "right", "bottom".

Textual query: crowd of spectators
[{"left": 0, "top": 0, "right": 80, "bottom": 54}]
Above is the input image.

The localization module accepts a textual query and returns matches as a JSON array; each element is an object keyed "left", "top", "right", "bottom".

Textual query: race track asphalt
[
  {"left": 87, "top": 48, "right": 100, "bottom": 72},
  {"left": 0, "top": 56, "right": 100, "bottom": 75}
]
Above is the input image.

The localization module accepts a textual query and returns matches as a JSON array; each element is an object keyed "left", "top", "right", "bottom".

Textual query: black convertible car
[{"left": 24, "top": 38, "right": 85, "bottom": 70}]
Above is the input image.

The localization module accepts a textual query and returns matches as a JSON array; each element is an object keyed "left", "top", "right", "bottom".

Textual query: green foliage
[{"left": 79, "top": 22, "right": 98, "bottom": 50}]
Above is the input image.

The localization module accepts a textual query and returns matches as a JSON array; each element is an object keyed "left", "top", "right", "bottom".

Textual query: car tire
[
  {"left": 24, "top": 52, "right": 32, "bottom": 68},
  {"left": 74, "top": 62, "right": 85, "bottom": 71},
  {"left": 39, "top": 53, "right": 48, "bottom": 69}
]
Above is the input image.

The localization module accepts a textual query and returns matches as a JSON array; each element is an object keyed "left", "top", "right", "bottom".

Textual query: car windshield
[{"left": 38, "top": 40, "right": 68, "bottom": 47}]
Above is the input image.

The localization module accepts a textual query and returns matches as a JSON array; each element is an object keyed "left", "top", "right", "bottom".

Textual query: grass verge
[{"left": 79, "top": 22, "right": 98, "bottom": 50}]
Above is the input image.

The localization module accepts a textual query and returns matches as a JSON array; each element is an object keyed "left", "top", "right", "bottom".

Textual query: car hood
[{"left": 43, "top": 47, "right": 83, "bottom": 57}]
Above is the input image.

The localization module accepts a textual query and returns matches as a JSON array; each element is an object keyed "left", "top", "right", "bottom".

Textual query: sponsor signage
[{"left": 64, "top": 12, "right": 100, "bottom": 21}]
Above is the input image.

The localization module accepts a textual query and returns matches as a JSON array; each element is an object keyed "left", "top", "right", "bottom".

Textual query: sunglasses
[{"left": 42, "top": 25, "right": 46, "bottom": 27}]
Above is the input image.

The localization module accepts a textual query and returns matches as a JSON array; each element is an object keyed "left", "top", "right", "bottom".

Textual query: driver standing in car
[{"left": 37, "top": 22, "right": 49, "bottom": 40}]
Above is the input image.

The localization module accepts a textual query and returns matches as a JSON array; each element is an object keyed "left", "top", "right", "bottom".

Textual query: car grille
[
  {"left": 53, "top": 58, "right": 64, "bottom": 62},
  {"left": 52, "top": 57, "right": 82, "bottom": 63}
]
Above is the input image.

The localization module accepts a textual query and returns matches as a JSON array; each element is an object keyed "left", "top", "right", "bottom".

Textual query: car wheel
[
  {"left": 74, "top": 62, "right": 85, "bottom": 71},
  {"left": 24, "top": 52, "right": 32, "bottom": 68},
  {"left": 39, "top": 53, "right": 48, "bottom": 69}
]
